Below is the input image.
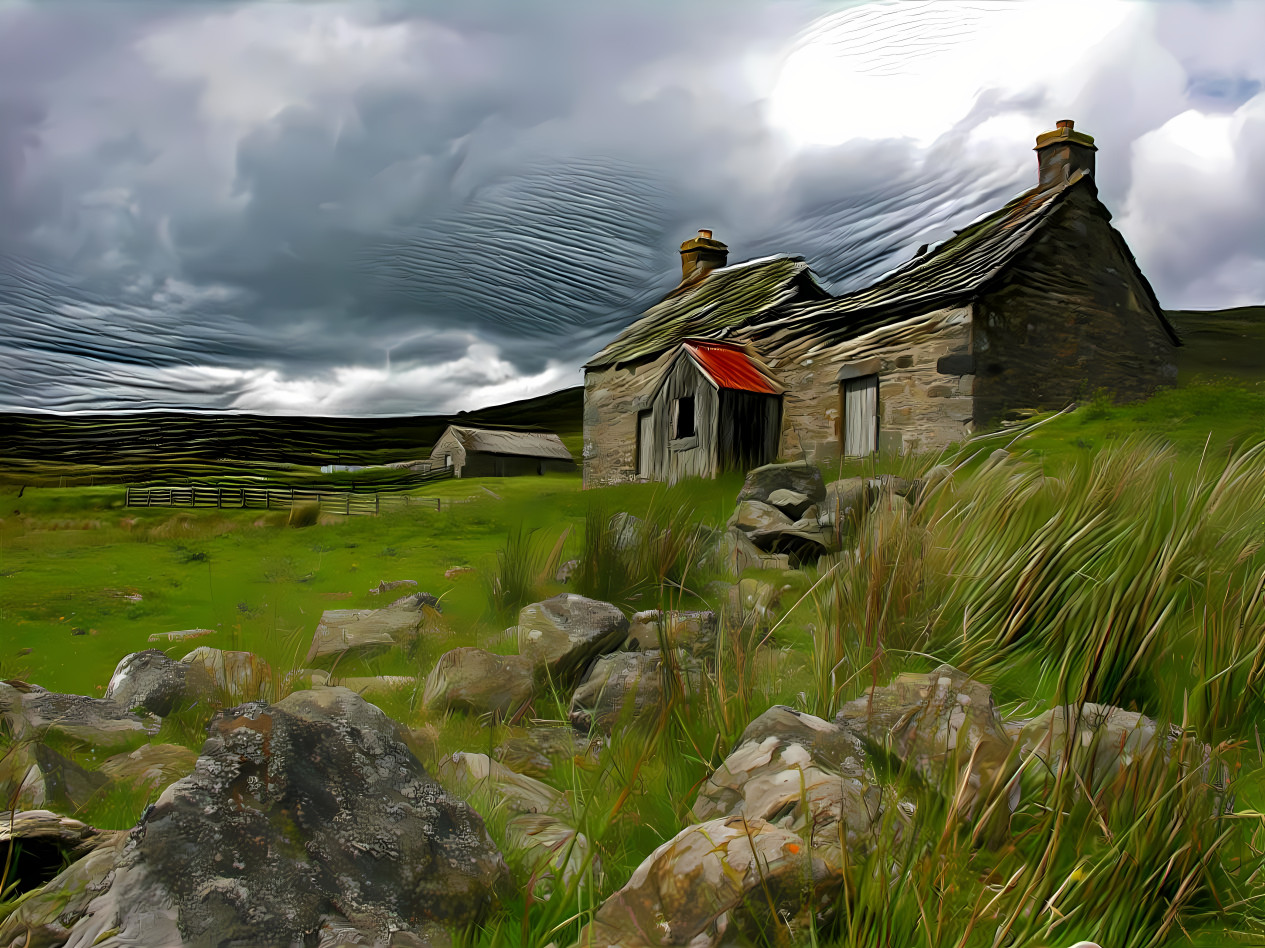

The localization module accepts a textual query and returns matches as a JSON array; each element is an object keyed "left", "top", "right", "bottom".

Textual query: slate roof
[
  {"left": 584, "top": 255, "right": 829, "bottom": 369},
  {"left": 435, "top": 426, "right": 574, "bottom": 461},
  {"left": 588, "top": 172, "right": 1179, "bottom": 368}
]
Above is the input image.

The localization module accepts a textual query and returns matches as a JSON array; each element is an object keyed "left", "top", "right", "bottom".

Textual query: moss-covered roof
[{"left": 584, "top": 255, "right": 829, "bottom": 368}]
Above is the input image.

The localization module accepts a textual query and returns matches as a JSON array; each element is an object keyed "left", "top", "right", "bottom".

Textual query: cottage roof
[
  {"left": 682, "top": 342, "right": 781, "bottom": 394},
  {"left": 756, "top": 172, "right": 1180, "bottom": 353},
  {"left": 435, "top": 426, "right": 574, "bottom": 461},
  {"left": 584, "top": 255, "right": 829, "bottom": 369}
]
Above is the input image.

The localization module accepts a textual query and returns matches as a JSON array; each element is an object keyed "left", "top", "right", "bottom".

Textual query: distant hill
[
  {"left": 1165, "top": 305, "right": 1265, "bottom": 383},
  {"left": 0, "top": 386, "right": 583, "bottom": 470}
]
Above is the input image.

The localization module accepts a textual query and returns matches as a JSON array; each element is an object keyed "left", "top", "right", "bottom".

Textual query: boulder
[
  {"left": 728, "top": 499, "right": 794, "bottom": 539},
  {"left": 625, "top": 609, "right": 718, "bottom": 657},
  {"left": 437, "top": 752, "right": 595, "bottom": 899},
  {"left": 422, "top": 648, "right": 535, "bottom": 721},
  {"left": 0, "top": 742, "right": 111, "bottom": 812},
  {"left": 834, "top": 664, "right": 1014, "bottom": 837},
  {"left": 98, "top": 743, "right": 199, "bottom": 795},
  {"left": 693, "top": 706, "right": 885, "bottom": 854},
  {"left": 736, "top": 461, "right": 827, "bottom": 509},
  {"left": 17, "top": 687, "right": 512, "bottom": 948},
  {"left": 569, "top": 649, "right": 699, "bottom": 735},
  {"left": 1016, "top": 703, "right": 1231, "bottom": 811},
  {"left": 766, "top": 488, "right": 813, "bottom": 520},
  {"left": 178, "top": 647, "right": 271, "bottom": 703},
  {"left": 305, "top": 598, "right": 429, "bottom": 667},
  {"left": 569, "top": 816, "right": 843, "bottom": 948},
  {"left": 495, "top": 727, "right": 602, "bottom": 778},
  {"left": 0, "top": 683, "right": 159, "bottom": 750},
  {"left": 516, "top": 594, "right": 628, "bottom": 684},
  {"left": 104, "top": 649, "right": 213, "bottom": 717},
  {"left": 822, "top": 476, "right": 872, "bottom": 528},
  {"left": 714, "top": 528, "right": 789, "bottom": 576},
  {"left": 724, "top": 578, "right": 784, "bottom": 627}
]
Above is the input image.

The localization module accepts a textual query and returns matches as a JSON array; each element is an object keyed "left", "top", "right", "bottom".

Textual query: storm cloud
[{"left": 2, "top": 0, "right": 1262, "bottom": 415}]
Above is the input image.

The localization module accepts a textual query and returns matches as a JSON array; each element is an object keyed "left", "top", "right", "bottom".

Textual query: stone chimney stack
[
  {"left": 1034, "top": 119, "right": 1097, "bottom": 190},
  {"left": 679, "top": 229, "right": 728, "bottom": 283}
]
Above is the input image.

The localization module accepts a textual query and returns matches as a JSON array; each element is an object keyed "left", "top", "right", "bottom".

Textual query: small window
[
  {"left": 674, "top": 397, "right": 696, "bottom": 438},
  {"left": 444, "top": 454, "right": 452, "bottom": 468}
]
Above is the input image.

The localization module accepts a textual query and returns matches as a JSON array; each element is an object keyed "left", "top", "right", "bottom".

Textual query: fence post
[
  {"left": 436, "top": 497, "right": 440, "bottom": 513},
  {"left": 375, "top": 493, "right": 380, "bottom": 515},
  {"left": 345, "top": 493, "right": 350, "bottom": 516}
]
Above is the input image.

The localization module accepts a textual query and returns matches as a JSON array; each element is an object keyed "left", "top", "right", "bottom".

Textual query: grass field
[{"left": 2, "top": 371, "right": 1264, "bottom": 947}]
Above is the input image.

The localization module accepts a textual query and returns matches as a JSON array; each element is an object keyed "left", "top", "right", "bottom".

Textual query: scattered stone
[
  {"left": 714, "top": 528, "right": 788, "bottom": 576},
  {"left": 305, "top": 600, "right": 425, "bottom": 667},
  {"left": 724, "top": 578, "right": 784, "bottom": 627},
  {"left": 146, "top": 628, "right": 215, "bottom": 644},
  {"left": 19, "top": 688, "right": 512, "bottom": 947},
  {"left": 728, "top": 499, "right": 794, "bottom": 539},
  {"left": 0, "top": 742, "right": 111, "bottom": 811},
  {"left": 834, "top": 664, "right": 1014, "bottom": 837},
  {"left": 444, "top": 566, "right": 476, "bottom": 580},
  {"left": 105, "top": 649, "right": 213, "bottom": 717},
  {"left": 822, "top": 476, "right": 872, "bottom": 528},
  {"left": 554, "top": 558, "right": 580, "bottom": 583},
  {"left": 178, "top": 647, "right": 272, "bottom": 703},
  {"left": 334, "top": 675, "right": 418, "bottom": 699},
  {"left": 766, "top": 488, "right": 813, "bottom": 519},
  {"left": 495, "top": 727, "right": 602, "bottom": 778},
  {"left": 569, "top": 649, "right": 699, "bottom": 735},
  {"left": 99, "top": 743, "right": 198, "bottom": 795},
  {"left": 422, "top": 648, "right": 535, "bottom": 721},
  {"left": 516, "top": 594, "right": 628, "bottom": 685},
  {"left": 369, "top": 579, "right": 419, "bottom": 595},
  {"left": 736, "top": 461, "right": 827, "bottom": 509},
  {"left": 569, "top": 816, "right": 843, "bottom": 948},
  {"left": 438, "top": 751, "right": 566, "bottom": 816},
  {"left": 0, "top": 682, "right": 159, "bottom": 750},
  {"left": 694, "top": 707, "right": 885, "bottom": 855},
  {"left": 625, "top": 609, "right": 719, "bottom": 657}
]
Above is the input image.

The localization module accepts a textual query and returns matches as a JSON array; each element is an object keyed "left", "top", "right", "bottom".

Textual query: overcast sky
[{"left": 2, "top": 0, "right": 1262, "bottom": 416}]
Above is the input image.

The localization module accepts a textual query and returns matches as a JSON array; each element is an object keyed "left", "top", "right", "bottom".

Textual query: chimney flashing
[{"left": 1034, "top": 119, "right": 1097, "bottom": 189}]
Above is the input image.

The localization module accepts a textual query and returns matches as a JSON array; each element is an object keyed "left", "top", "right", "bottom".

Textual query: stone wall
[
  {"left": 583, "top": 350, "right": 676, "bottom": 488},
  {"left": 768, "top": 306, "right": 976, "bottom": 464},
  {"left": 972, "top": 187, "right": 1179, "bottom": 426}
]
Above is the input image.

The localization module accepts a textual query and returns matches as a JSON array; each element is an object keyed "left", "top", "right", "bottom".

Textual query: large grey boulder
[
  {"left": 729, "top": 498, "right": 839, "bottom": 565},
  {"left": 422, "top": 648, "right": 535, "bottom": 721},
  {"left": 104, "top": 649, "right": 212, "bottom": 717},
  {"left": 568, "top": 816, "right": 843, "bottom": 948},
  {"left": 736, "top": 461, "right": 827, "bottom": 508},
  {"left": 14, "top": 687, "right": 512, "bottom": 948},
  {"left": 693, "top": 706, "right": 886, "bottom": 855},
  {"left": 569, "top": 649, "right": 699, "bottom": 735},
  {"left": 834, "top": 664, "right": 1014, "bottom": 838},
  {"left": 0, "top": 682, "right": 159, "bottom": 751},
  {"left": 714, "top": 528, "right": 789, "bottom": 576},
  {"left": 728, "top": 499, "right": 794, "bottom": 539},
  {"left": 517, "top": 594, "right": 628, "bottom": 685}
]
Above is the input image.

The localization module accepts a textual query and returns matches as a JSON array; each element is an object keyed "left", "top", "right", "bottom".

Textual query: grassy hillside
[
  {"left": 1166, "top": 305, "right": 1265, "bottom": 382},
  {"left": 0, "top": 386, "right": 583, "bottom": 486}
]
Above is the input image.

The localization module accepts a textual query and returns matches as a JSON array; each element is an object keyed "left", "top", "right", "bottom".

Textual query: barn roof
[
  {"left": 435, "top": 426, "right": 574, "bottom": 461},
  {"left": 584, "top": 255, "right": 829, "bottom": 369},
  {"left": 683, "top": 342, "right": 781, "bottom": 394},
  {"left": 754, "top": 172, "right": 1179, "bottom": 353}
]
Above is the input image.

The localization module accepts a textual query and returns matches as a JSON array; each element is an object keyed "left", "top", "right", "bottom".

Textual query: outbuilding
[{"left": 429, "top": 426, "right": 576, "bottom": 478}]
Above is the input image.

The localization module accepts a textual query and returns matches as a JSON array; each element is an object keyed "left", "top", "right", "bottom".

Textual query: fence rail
[{"left": 124, "top": 479, "right": 452, "bottom": 516}]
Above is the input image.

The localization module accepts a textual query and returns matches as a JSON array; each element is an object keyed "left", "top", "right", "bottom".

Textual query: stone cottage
[{"left": 583, "top": 120, "right": 1180, "bottom": 487}]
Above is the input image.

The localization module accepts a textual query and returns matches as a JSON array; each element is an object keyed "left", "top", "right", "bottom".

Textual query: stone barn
[
  {"left": 430, "top": 426, "right": 576, "bottom": 478},
  {"left": 584, "top": 120, "right": 1180, "bottom": 487}
]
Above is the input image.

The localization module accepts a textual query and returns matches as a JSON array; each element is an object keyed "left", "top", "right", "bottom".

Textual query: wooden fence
[{"left": 124, "top": 481, "right": 451, "bottom": 516}]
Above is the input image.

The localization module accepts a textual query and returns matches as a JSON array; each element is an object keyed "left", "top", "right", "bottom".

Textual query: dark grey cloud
[{"left": 1, "top": 0, "right": 1262, "bottom": 414}]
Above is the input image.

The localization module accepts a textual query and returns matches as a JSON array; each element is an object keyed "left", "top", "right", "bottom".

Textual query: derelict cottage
[{"left": 582, "top": 120, "right": 1180, "bottom": 487}]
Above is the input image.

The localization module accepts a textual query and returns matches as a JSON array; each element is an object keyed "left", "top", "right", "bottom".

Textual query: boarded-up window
[
  {"left": 842, "top": 375, "right": 878, "bottom": 456},
  {"left": 636, "top": 410, "right": 653, "bottom": 477},
  {"left": 674, "top": 397, "right": 696, "bottom": 438}
]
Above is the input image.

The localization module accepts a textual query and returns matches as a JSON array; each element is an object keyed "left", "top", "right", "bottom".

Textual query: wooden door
[
  {"left": 843, "top": 375, "right": 878, "bottom": 456},
  {"left": 636, "top": 410, "right": 654, "bottom": 480}
]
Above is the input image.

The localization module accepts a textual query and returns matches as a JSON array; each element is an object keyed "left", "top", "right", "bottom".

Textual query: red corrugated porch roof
[{"left": 683, "top": 342, "right": 779, "bottom": 395}]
